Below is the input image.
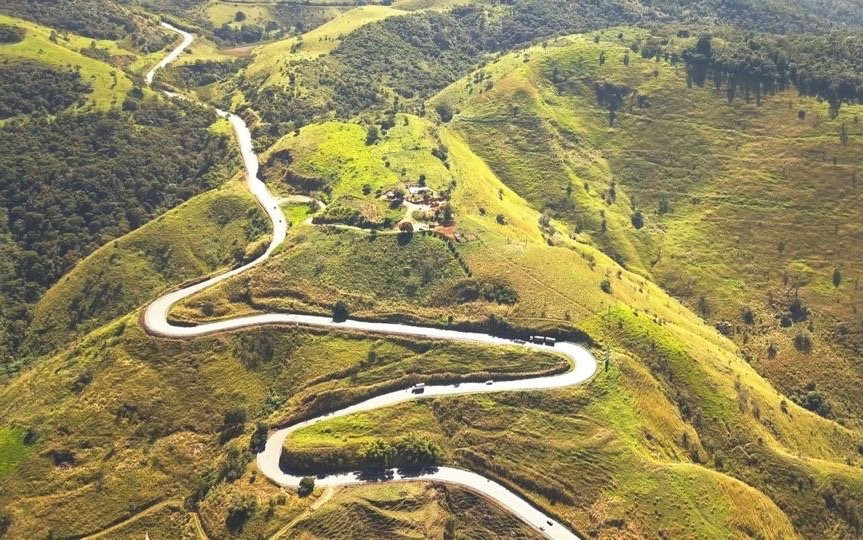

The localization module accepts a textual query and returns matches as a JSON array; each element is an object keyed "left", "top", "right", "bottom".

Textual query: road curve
[{"left": 143, "top": 25, "right": 596, "bottom": 540}]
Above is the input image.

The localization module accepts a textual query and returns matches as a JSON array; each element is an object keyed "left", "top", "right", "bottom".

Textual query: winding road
[{"left": 143, "top": 23, "right": 596, "bottom": 540}]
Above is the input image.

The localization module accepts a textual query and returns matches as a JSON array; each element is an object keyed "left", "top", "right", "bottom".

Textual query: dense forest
[
  {"left": 0, "top": 0, "right": 134, "bottom": 40},
  {"left": 682, "top": 33, "right": 863, "bottom": 115},
  {"left": 0, "top": 24, "right": 25, "bottom": 44},
  {"left": 0, "top": 61, "right": 92, "bottom": 118},
  {"left": 0, "top": 95, "right": 239, "bottom": 361}
]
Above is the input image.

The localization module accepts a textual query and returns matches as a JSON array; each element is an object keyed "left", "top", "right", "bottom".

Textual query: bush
[
  {"left": 600, "top": 279, "right": 612, "bottom": 294},
  {"left": 0, "top": 24, "right": 25, "bottom": 43},
  {"left": 219, "top": 409, "right": 247, "bottom": 444},
  {"left": 630, "top": 210, "right": 644, "bottom": 229},
  {"left": 226, "top": 495, "right": 256, "bottom": 533},
  {"left": 332, "top": 300, "right": 349, "bottom": 322},
  {"left": 298, "top": 476, "right": 315, "bottom": 496},
  {"left": 435, "top": 102, "right": 454, "bottom": 122},
  {"left": 249, "top": 423, "right": 268, "bottom": 453},
  {"left": 793, "top": 331, "right": 813, "bottom": 353}
]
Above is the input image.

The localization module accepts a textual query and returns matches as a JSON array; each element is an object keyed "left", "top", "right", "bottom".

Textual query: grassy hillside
[
  {"left": 0, "top": 14, "right": 134, "bottom": 111},
  {"left": 20, "top": 180, "right": 267, "bottom": 363},
  {"left": 163, "top": 44, "right": 863, "bottom": 534},
  {"left": 283, "top": 482, "right": 541, "bottom": 538},
  {"left": 0, "top": 318, "right": 564, "bottom": 538},
  {"left": 431, "top": 31, "right": 863, "bottom": 429},
  {"left": 5, "top": 1, "right": 863, "bottom": 535}
]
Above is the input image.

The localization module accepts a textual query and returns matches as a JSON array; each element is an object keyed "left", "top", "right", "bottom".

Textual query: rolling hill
[{"left": 1, "top": 1, "right": 863, "bottom": 538}]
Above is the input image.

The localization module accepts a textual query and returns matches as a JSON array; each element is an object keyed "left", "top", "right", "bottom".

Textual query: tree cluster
[
  {"left": 683, "top": 33, "right": 863, "bottom": 116},
  {"left": 0, "top": 61, "right": 91, "bottom": 119},
  {"left": 0, "top": 96, "right": 237, "bottom": 362}
]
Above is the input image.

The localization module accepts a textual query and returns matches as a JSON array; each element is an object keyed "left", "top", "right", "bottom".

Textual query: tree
[
  {"left": 332, "top": 300, "right": 349, "bottom": 322},
  {"left": 833, "top": 268, "right": 842, "bottom": 287},
  {"left": 600, "top": 279, "right": 612, "bottom": 294},
  {"left": 840, "top": 123, "right": 849, "bottom": 145},
  {"left": 226, "top": 495, "right": 256, "bottom": 532},
  {"left": 399, "top": 221, "right": 414, "bottom": 233},
  {"left": 435, "top": 102, "right": 453, "bottom": 122},
  {"left": 249, "top": 423, "right": 267, "bottom": 453},
  {"left": 298, "top": 476, "right": 315, "bottom": 496},
  {"left": 365, "top": 125, "right": 379, "bottom": 145},
  {"left": 630, "top": 210, "right": 644, "bottom": 229},
  {"left": 361, "top": 439, "right": 396, "bottom": 470},
  {"left": 235, "top": 11, "right": 246, "bottom": 22}
]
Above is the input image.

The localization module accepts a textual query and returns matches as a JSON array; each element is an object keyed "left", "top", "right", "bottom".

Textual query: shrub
[
  {"left": 249, "top": 423, "right": 268, "bottom": 453},
  {"left": 435, "top": 101, "right": 453, "bottom": 122},
  {"left": 219, "top": 409, "right": 247, "bottom": 444},
  {"left": 600, "top": 279, "right": 612, "bottom": 294},
  {"left": 798, "top": 389, "right": 831, "bottom": 417},
  {"left": 365, "top": 125, "right": 379, "bottom": 145},
  {"left": 226, "top": 495, "right": 256, "bottom": 533},
  {"left": 741, "top": 307, "right": 755, "bottom": 324},
  {"left": 496, "top": 214, "right": 507, "bottom": 225},
  {"left": 630, "top": 210, "right": 644, "bottom": 229},
  {"left": 833, "top": 268, "right": 842, "bottom": 287},
  {"left": 399, "top": 221, "right": 414, "bottom": 233},
  {"left": 298, "top": 476, "right": 315, "bottom": 496},
  {"left": 0, "top": 24, "right": 24, "bottom": 44},
  {"left": 793, "top": 331, "right": 813, "bottom": 353},
  {"left": 332, "top": 300, "right": 349, "bottom": 322}
]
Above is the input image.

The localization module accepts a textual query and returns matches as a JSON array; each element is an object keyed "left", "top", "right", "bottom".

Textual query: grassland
[
  {"left": 0, "top": 315, "right": 565, "bottom": 538},
  {"left": 428, "top": 31, "right": 863, "bottom": 430},
  {"left": 171, "top": 226, "right": 486, "bottom": 325},
  {"left": 0, "top": 427, "right": 30, "bottom": 478},
  {"left": 284, "top": 482, "right": 541, "bottom": 538},
  {"left": 0, "top": 14, "right": 135, "bottom": 111},
  {"left": 4, "top": 13, "right": 863, "bottom": 538},
  {"left": 163, "top": 34, "right": 863, "bottom": 537},
  {"left": 260, "top": 115, "right": 452, "bottom": 198}
]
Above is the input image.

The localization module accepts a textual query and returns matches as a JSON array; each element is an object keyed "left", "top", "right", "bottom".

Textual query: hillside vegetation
[
  {"left": 4, "top": 0, "right": 863, "bottom": 538},
  {"left": 431, "top": 31, "right": 863, "bottom": 430},
  {"left": 0, "top": 318, "right": 564, "bottom": 538},
  {"left": 159, "top": 39, "right": 863, "bottom": 535}
]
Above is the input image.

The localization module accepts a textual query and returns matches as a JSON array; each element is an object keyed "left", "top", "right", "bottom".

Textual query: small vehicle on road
[
  {"left": 411, "top": 383, "right": 425, "bottom": 394},
  {"left": 485, "top": 380, "right": 493, "bottom": 385},
  {"left": 513, "top": 338, "right": 526, "bottom": 344}
]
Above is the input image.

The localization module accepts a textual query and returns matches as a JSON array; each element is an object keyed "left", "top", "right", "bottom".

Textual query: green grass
[
  {"left": 172, "top": 226, "right": 479, "bottom": 323},
  {"left": 0, "top": 427, "right": 30, "bottom": 478},
  {"left": 433, "top": 32, "right": 863, "bottom": 430},
  {"left": 262, "top": 115, "right": 452, "bottom": 200},
  {"left": 4, "top": 20, "right": 863, "bottom": 539},
  {"left": 285, "top": 482, "right": 541, "bottom": 538},
  {"left": 0, "top": 14, "right": 134, "bottom": 111},
  {"left": 0, "top": 318, "right": 565, "bottom": 538}
]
